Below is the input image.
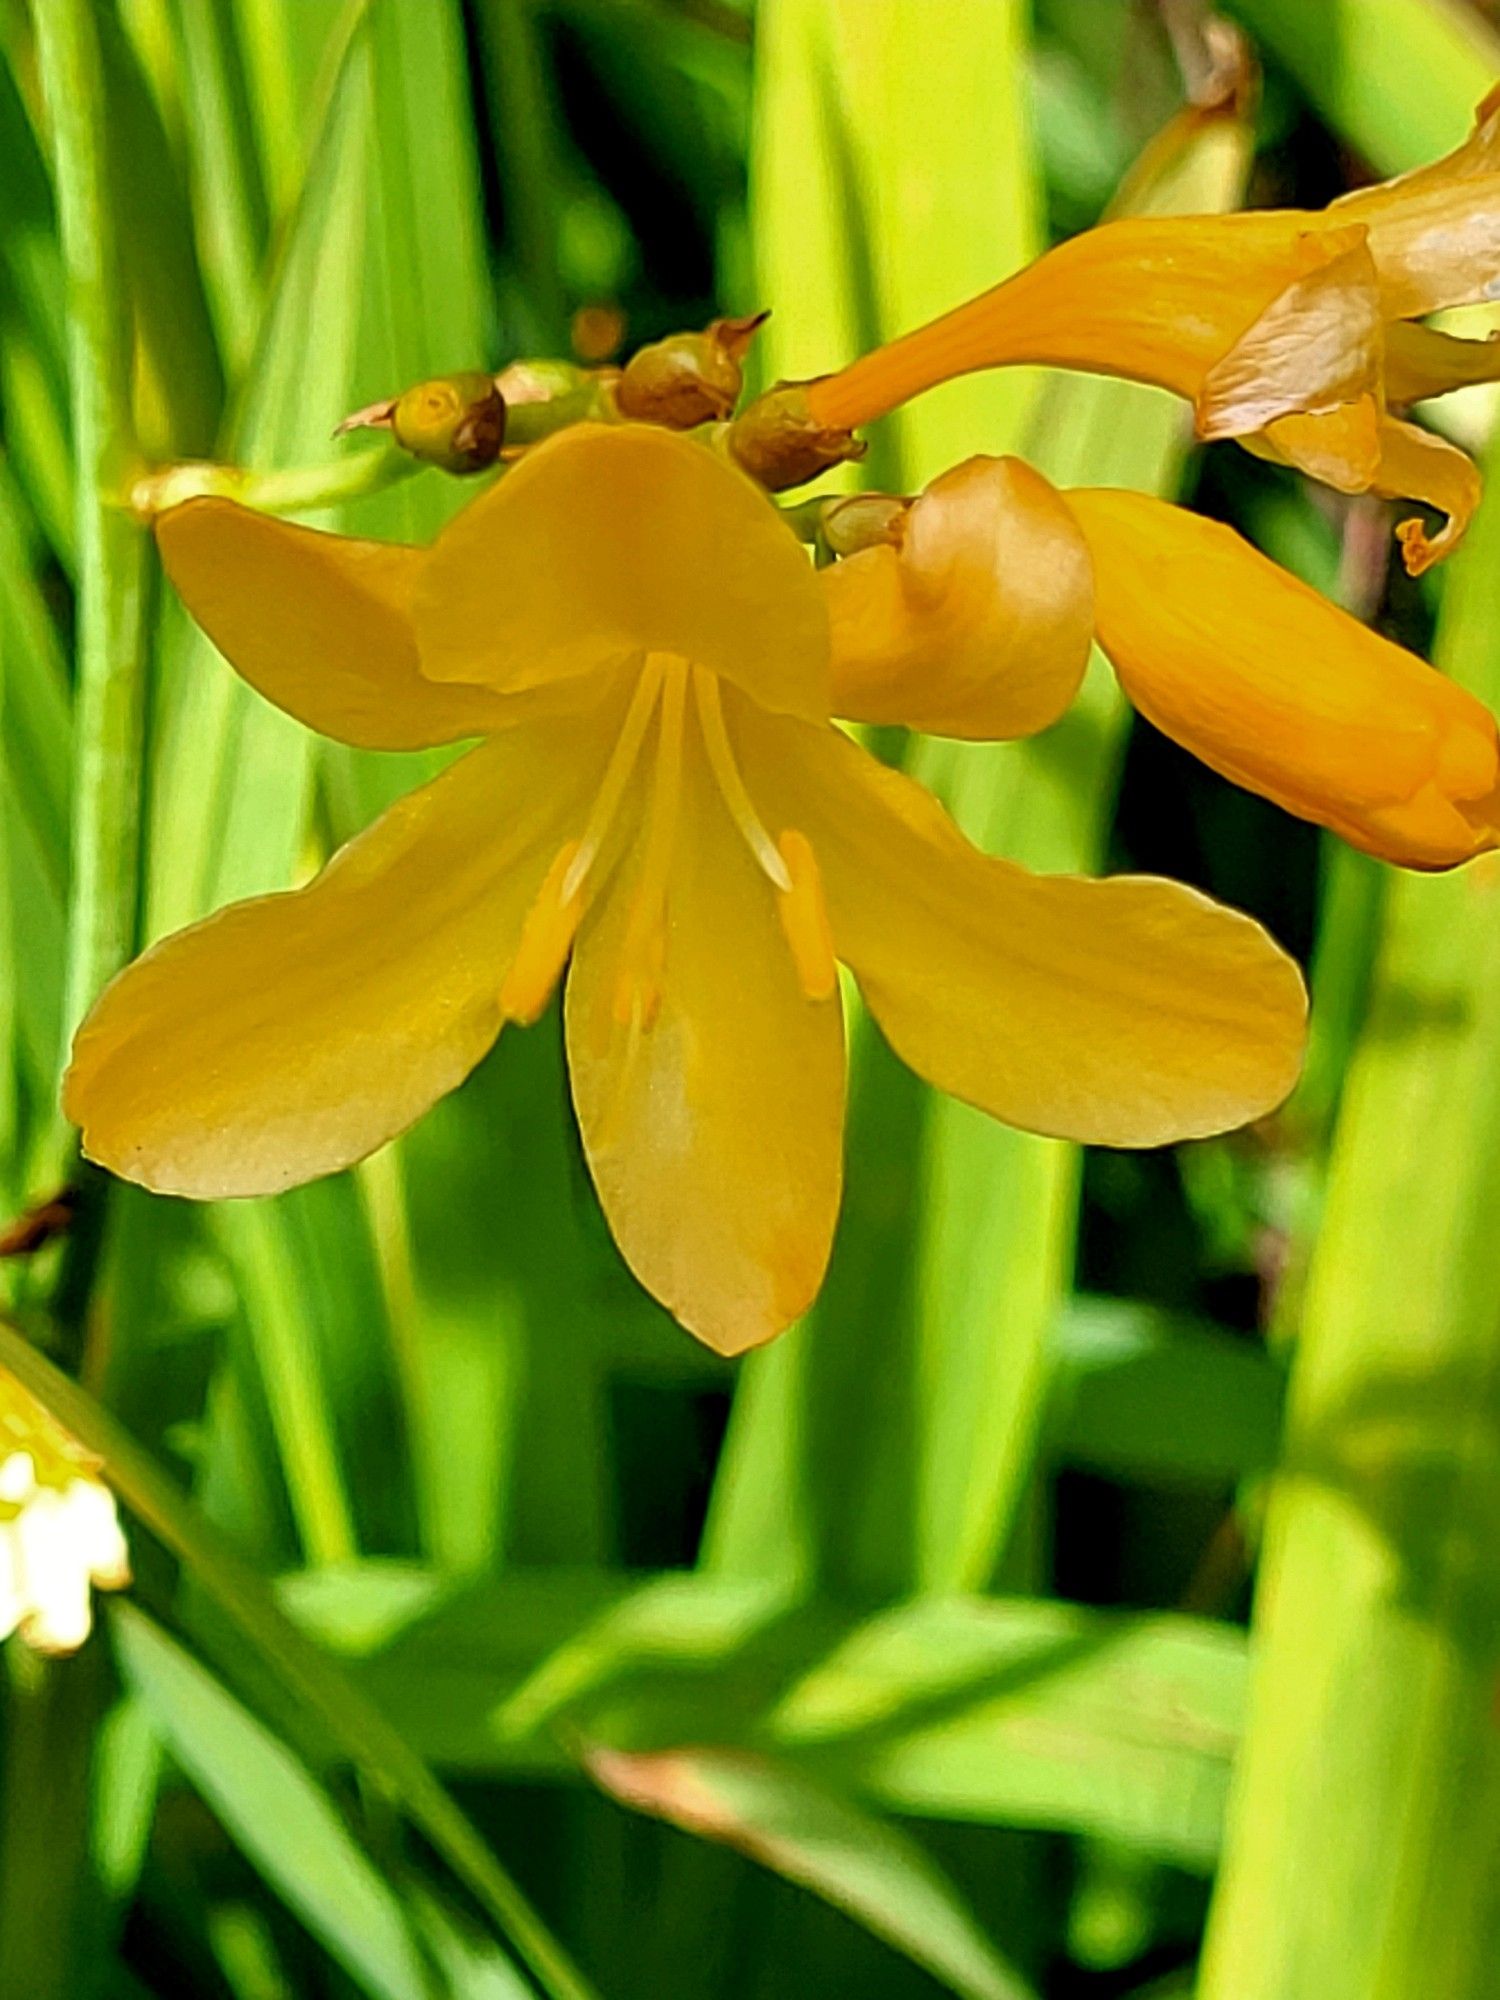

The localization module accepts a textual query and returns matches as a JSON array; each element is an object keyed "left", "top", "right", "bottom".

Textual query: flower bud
[
  {"left": 391, "top": 371, "right": 507, "bottom": 474},
  {"left": 818, "top": 492, "right": 910, "bottom": 558},
  {"left": 725, "top": 382, "right": 865, "bottom": 492},
  {"left": 615, "top": 312, "right": 770, "bottom": 429}
]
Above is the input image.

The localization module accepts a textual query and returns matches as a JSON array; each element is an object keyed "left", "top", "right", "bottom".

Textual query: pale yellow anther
[
  {"left": 499, "top": 840, "right": 585, "bottom": 1024},
  {"left": 775, "top": 829, "right": 838, "bottom": 1002}
]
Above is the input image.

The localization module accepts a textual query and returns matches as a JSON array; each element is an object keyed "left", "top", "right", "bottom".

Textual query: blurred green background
[{"left": 4, "top": 1, "right": 1500, "bottom": 1996}]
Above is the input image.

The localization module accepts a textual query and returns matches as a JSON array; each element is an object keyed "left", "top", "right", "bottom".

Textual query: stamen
[
  {"left": 775, "top": 829, "right": 838, "bottom": 1002},
  {"left": 500, "top": 656, "right": 669, "bottom": 1026},
  {"left": 499, "top": 841, "right": 585, "bottom": 1025},
  {"left": 692, "top": 667, "right": 792, "bottom": 891},
  {"left": 564, "top": 653, "right": 669, "bottom": 900},
  {"left": 613, "top": 659, "right": 689, "bottom": 1026}
]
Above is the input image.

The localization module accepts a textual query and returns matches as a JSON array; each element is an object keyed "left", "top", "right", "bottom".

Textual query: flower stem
[
  {"left": 129, "top": 445, "right": 421, "bottom": 521},
  {"left": 35, "top": 0, "right": 152, "bottom": 1054}
]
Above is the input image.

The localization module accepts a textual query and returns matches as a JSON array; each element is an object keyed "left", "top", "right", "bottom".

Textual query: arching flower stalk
[{"left": 67, "top": 424, "right": 1307, "bottom": 1354}]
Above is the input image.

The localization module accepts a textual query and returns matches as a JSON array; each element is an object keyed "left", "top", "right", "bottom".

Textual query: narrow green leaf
[
  {"left": 587, "top": 1744, "right": 1037, "bottom": 2000},
  {"left": 0, "top": 1321, "right": 601, "bottom": 2000},
  {"left": 113, "top": 1604, "right": 434, "bottom": 2000}
]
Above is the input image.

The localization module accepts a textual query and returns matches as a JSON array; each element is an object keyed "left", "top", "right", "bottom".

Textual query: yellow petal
[
  {"left": 1247, "top": 400, "right": 1483, "bottom": 572},
  {"left": 1248, "top": 396, "right": 1384, "bottom": 490},
  {"left": 1331, "top": 87, "right": 1500, "bottom": 316},
  {"left": 1068, "top": 487, "right": 1500, "bottom": 867},
  {"left": 65, "top": 708, "right": 618, "bottom": 1196},
  {"left": 823, "top": 456, "right": 1092, "bottom": 741},
  {"left": 1195, "top": 225, "right": 1381, "bottom": 438},
  {"left": 732, "top": 701, "right": 1306, "bottom": 1147},
  {"left": 565, "top": 738, "right": 845, "bottom": 1355},
  {"left": 155, "top": 499, "right": 513, "bottom": 750},
  {"left": 413, "top": 422, "right": 830, "bottom": 722},
  {"left": 806, "top": 212, "right": 1379, "bottom": 436},
  {"left": 1384, "top": 320, "right": 1500, "bottom": 405},
  {"left": 1377, "top": 416, "right": 1485, "bottom": 576}
]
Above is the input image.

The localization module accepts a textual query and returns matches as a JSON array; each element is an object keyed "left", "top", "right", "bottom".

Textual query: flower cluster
[
  {"left": 805, "top": 86, "right": 1500, "bottom": 575},
  {"left": 0, "top": 1371, "right": 129, "bottom": 1654},
  {"left": 62, "top": 93, "right": 1500, "bottom": 1353}
]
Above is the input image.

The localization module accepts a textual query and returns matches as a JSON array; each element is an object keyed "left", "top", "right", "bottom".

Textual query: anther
[
  {"left": 499, "top": 841, "right": 585, "bottom": 1025},
  {"left": 775, "top": 830, "right": 838, "bottom": 1002}
]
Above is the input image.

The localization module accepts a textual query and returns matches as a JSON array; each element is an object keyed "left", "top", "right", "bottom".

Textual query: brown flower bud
[
  {"left": 391, "top": 371, "right": 507, "bottom": 473},
  {"left": 725, "top": 381, "right": 865, "bottom": 492},
  {"left": 615, "top": 312, "right": 770, "bottom": 429}
]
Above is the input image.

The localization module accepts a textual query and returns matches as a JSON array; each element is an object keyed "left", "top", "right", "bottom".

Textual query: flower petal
[
  {"left": 413, "top": 423, "right": 830, "bottom": 722},
  {"left": 156, "top": 499, "right": 514, "bottom": 750},
  {"left": 1331, "top": 87, "right": 1500, "bottom": 315},
  {"left": 824, "top": 456, "right": 1092, "bottom": 740},
  {"left": 806, "top": 212, "right": 1380, "bottom": 435},
  {"left": 1379, "top": 418, "right": 1485, "bottom": 576},
  {"left": 732, "top": 702, "right": 1307, "bottom": 1148},
  {"left": 1195, "top": 225, "right": 1381, "bottom": 439},
  {"left": 1068, "top": 488, "right": 1500, "bottom": 867},
  {"left": 565, "top": 738, "right": 845, "bottom": 1355},
  {"left": 66, "top": 708, "right": 619, "bottom": 1195}
]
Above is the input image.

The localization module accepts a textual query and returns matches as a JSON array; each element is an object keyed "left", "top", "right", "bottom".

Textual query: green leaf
[
  {"left": 0, "top": 1322, "right": 599, "bottom": 2000},
  {"left": 587, "top": 1744, "right": 1036, "bottom": 2000},
  {"left": 283, "top": 1563, "right": 1246, "bottom": 1869},
  {"left": 112, "top": 1604, "right": 434, "bottom": 2000}
]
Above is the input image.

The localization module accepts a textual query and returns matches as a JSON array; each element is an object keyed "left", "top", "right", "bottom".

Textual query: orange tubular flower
[
  {"left": 66, "top": 425, "right": 1305, "bottom": 1356},
  {"left": 828, "top": 456, "right": 1500, "bottom": 871},
  {"left": 805, "top": 87, "right": 1500, "bottom": 573}
]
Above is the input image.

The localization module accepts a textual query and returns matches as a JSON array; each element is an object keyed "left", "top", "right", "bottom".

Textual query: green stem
[
  {"left": 0, "top": 1320, "right": 603, "bottom": 2000},
  {"left": 130, "top": 444, "right": 421, "bottom": 520},
  {"left": 35, "top": 0, "right": 152, "bottom": 1056}
]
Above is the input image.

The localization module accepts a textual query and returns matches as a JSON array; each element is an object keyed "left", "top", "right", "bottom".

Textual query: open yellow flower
[
  {"left": 804, "top": 87, "right": 1500, "bottom": 573},
  {"left": 65, "top": 424, "right": 1305, "bottom": 1354},
  {"left": 831, "top": 455, "right": 1500, "bottom": 869}
]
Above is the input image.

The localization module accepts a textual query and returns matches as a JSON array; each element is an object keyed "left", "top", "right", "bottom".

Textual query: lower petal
[
  {"left": 824, "top": 457, "right": 1093, "bottom": 741},
  {"left": 66, "top": 716, "right": 614, "bottom": 1196},
  {"left": 565, "top": 744, "right": 845, "bottom": 1355},
  {"left": 1067, "top": 486, "right": 1500, "bottom": 867},
  {"left": 734, "top": 706, "right": 1307, "bottom": 1148}
]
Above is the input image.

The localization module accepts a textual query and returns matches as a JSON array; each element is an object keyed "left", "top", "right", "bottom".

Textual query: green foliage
[{"left": 2, "top": 1, "right": 1499, "bottom": 1996}]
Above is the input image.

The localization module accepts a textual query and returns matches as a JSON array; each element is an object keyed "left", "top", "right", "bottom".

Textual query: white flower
[{"left": 0, "top": 1442, "right": 130, "bottom": 1655}]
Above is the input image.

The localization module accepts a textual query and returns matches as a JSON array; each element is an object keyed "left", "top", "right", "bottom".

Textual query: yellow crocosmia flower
[
  {"left": 832, "top": 456, "right": 1500, "bottom": 871},
  {"left": 804, "top": 88, "right": 1500, "bottom": 573},
  {"left": 0, "top": 1371, "right": 130, "bottom": 1655},
  {"left": 65, "top": 424, "right": 1307, "bottom": 1355}
]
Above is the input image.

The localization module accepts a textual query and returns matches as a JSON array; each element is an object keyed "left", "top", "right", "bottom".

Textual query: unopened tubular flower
[
  {"left": 804, "top": 88, "right": 1500, "bottom": 573},
  {"left": 65, "top": 424, "right": 1305, "bottom": 1355},
  {"left": 829, "top": 456, "right": 1500, "bottom": 870},
  {"left": 0, "top": 1370, "right": 130, "bottom": 1654}
]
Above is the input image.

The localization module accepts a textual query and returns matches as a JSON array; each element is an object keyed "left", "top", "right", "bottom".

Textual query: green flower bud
[{"left": 391, "top": 371, "right": 506, "bottom": 474}]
